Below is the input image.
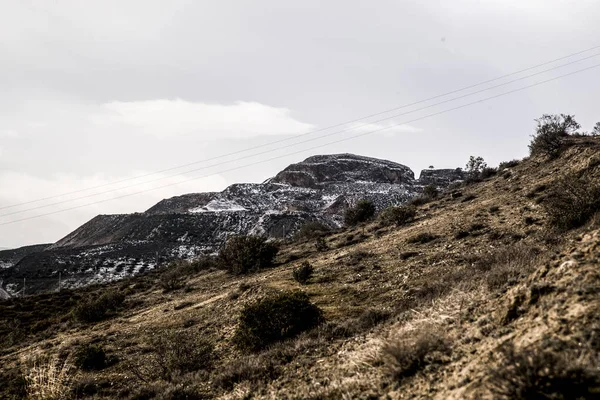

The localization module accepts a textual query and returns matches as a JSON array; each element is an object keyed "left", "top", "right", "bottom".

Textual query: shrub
[
  {"left": 159, "top": 262, "right": 188, "bottom": 292},
  {"left": 529, "top": 114, "right": 580, "bottom": 158},
  {"left": 408, "top": 196, "right": 430, "bottom": 207},
  {"left": 381, "top": 327, "right": 451, "bottom": 381},
  {"left": 344, "top": 200, "right": 375, "bottom": 226},
  {"left": 315, "top": 237, "right": 328, "bottom": 252},
  {"left": 465, "top": 156, "right": 487, "bottom": 180},
  {"left": 213, "top": 353, "right": 281, "bottom": 390},
  {"left": 295, "top": 221, "right": 330, "bottom": 241},
  {"left": 74, "top": 344, "right": 107, "bottom": 371},
  {"left": 233, "top": 292, "right": 323, "bottom": 351},
  {"left": 148, "top": 329, "right": 214, "bottom": 380},
  {"left": 379, "top": 205, "right": 417, "bottom": 227},
  {"left": 499, "top": 159, "right": 520, "bottom": 170},
  {"left": 423, "top": 185, "right": 439, "bottom": 199},
  {"left": 542, "top": 175, "right": 600, "bottom": 231},
  {"left": 593, "top": 122, "right": 600, "bottom": 136},
  {"left": 487, "top": 343, "right": 600, "bottom": 399},
  {"left": 292, "top": 262, "right": 314, "bottom": 285},
  {"left": 407, "top": 232, "right": 438, "bottom": 244},
  {"left": 480, "top": 167, "right": 498, "bottom": 179},
  {"left": 73, "top": 290, "right": 125, "bottom": 323},
  {"left": 219, "top": 236, "right": 279, "bottom": 275}
]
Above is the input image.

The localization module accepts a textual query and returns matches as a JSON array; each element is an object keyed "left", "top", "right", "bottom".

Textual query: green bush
[
  {"left": 543, "top": 175, "right": 600, "bottom": 231},
  {"left": 423, "top": 185, "right": 439, "bottom": 199},
  {"left": 344, "top": 200, "right": 375, "bottom": 226},
  {"left": 379, "top": 205, "right": 417, "bottom": 226},
  {"left": 295, "top": 221, "right": 330, "bottom": 241},
  {"left": 73, "top": 290, "right": 125, "bottom": 323},
  {"left": 529, "top": 114, "right": 580, "bottom": 158},
  {"left": 219, "top": 236, "right": 279, "bottom": 275},
  {"left": 233, "top": 292, "right": 323, "bottom": 351},
  {"left": 499, "top": 159, "right": 520, "bottom": 170},
  {"left": 292, "top": 262, "right": 314, "bottom": 285},
  {"left": 74, "top": 344, "right": 107, "bottom": 371}
]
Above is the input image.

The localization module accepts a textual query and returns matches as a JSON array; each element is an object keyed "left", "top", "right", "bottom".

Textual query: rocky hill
[
  {"left": 1, "top": 137, "right": 598, "bottom": 400},
  {"left": 0, "top": 154, "right": 463, "bottom": 296}
]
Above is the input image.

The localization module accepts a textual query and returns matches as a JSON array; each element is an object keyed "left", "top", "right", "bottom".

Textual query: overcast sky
[{"left": 1, "top": 0, "right": 599, "bottom": 248}]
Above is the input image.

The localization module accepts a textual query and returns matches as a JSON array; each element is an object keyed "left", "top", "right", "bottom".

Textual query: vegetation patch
[
  {"left": 145, "top": 329, "right": 214, "bottom": 381},
  {"left": 407, "top": 232, "right": 438, "bottom": 244},
  {"left": 543, "top": 175, "right": 600, "bottom": 231},
  {"left": 345, "top": 200, "right": 375, "bottom": 226},
  {"left": 72, "top": 290, "right": 125, "bottom": 323},
  {"left": 292, "top": 261, "right": 314, "bottom": 285},
  {"left": 219, "top": 235, "right": 279, "bottom": 275},
  {"left": 378, "top": 205, "right": 417, "bottom": 227},
  {"left": 381, "top": 326, "right": 451, "bottom": 382},
  {"left": 487, "top": 343, "right": 600, "bottom": 399},
  {"left": 233, "top": 291, "right": 323, "bottom": 351}
]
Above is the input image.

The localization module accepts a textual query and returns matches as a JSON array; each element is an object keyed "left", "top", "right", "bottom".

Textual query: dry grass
[{"left": 23, "top": 352, "right": 76, "bottom": 400}]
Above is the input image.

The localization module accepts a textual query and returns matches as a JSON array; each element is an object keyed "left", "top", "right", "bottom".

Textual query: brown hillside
[{"left": 1, "top": 137, "right": 599, "bottom": 399}]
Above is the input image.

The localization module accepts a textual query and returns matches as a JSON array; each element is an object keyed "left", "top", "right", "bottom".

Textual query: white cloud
[
  {"left": 0, "top": 170, "right": 228, "bottom": 247},
  {"left": 101, "top": 99, "right": 315, "bottom": 139}
]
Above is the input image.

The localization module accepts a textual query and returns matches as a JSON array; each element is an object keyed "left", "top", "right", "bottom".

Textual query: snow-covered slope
[{"left": 1, "top": 154, "right": 464, "bottom": 295}]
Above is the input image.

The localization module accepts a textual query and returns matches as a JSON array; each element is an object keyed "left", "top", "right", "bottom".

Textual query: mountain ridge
[{"left": 0, "top": 153, "right": 464, "bottom": 295}]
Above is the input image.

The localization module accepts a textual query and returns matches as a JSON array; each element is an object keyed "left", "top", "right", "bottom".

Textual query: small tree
[
  {"left": 465, "top": 156, "right": 487, "bottom": 178},
  {"left": 529, "top": 114, "right": 580, "bottom": 158},
  {"left": 345, "top": 200, "right": 375, "bottom": 226},
  {"left": 219, "top": 236, "right": 279, "bottom": 275},
  {"left": 592, "top": 122, "right": 600, "bottom": 137}
]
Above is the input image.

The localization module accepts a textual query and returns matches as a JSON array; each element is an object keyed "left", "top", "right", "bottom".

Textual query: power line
[
  {"left": 1, "top": 62, "right": 598, "bottom": 227},
  {"left": 2, "top": 52, "right": 599, "bottom": 219},
  {"left": 1, "top": 44, "right": 599, "bottom": 212}
]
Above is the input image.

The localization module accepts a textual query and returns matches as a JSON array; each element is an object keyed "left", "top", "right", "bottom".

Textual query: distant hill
[{"left": 0, "top": 154, "right": 463, "bottom": 295}]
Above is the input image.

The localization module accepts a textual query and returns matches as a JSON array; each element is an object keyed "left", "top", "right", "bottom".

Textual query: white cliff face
[{"left": 0, "top": 154, "right": 464, "bottom": 295}]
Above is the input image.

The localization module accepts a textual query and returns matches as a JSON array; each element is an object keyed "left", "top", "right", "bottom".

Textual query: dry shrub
[
  {"left": 143, "top": 329, "right": 214, "bottom": 381},
  {"left": 379, "top": 205, "right": 417, "bottom": 227},
  {"left": 381, "top": 326, "right": 451, "bottom": 382},
  {"left": 158, "top": 261, "right": 188, "bottom": 292},
  {"left": 476, "top": 244, "right": 540, "bottom": 291},
  {"left": 24, "top": 353, "right": 76, "bottom": 400},
  {"left": 543, "top": 175, "right": 600, "bottom": 231},
  {"left": 407, "top": 232, "right": 438, "bottom": 244},
  {"left": 487, "top": 343, "right": 600, "bottom": 399},
  {"left": 72, "top": 289, "right": 125, "bottom": 323}
]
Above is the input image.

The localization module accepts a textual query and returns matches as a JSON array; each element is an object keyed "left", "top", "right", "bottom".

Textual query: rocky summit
[{"left": 0, "top": 154, "right": 463, "bottom": 295}]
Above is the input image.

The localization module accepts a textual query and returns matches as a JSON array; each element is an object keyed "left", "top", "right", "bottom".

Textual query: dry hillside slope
[{"left": 1, "top": 138, "right": 599, "bottom": 399}]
